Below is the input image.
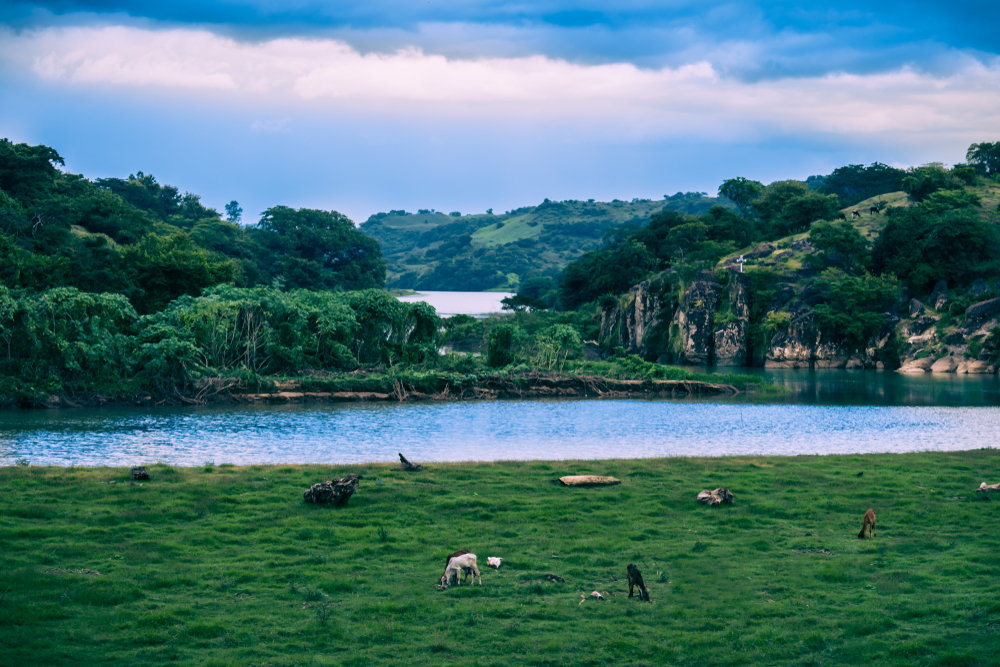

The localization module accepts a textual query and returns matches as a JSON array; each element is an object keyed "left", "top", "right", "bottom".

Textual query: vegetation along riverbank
[{"left": 2, "top": 450, "right": 999, "bottom": 666}]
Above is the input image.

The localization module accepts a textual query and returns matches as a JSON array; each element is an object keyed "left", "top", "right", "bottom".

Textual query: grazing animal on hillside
[
  {"left": 487, "top": 557, "right": 503, "bottom": 569},
  {"left": 627, "top": 563, "right": 650, "bottom": 601},
  {"left": 441, "top": 549, "right": 473, "bottom": 585},
  {"left": 852, "top": 210, "right": 862, "bottom": 219},
  {"left": 870, "top": 206, "right": 880, "bottom": 216},
  {"left": 858, "top": 508, "right": 877, "bottom": 539},
  {"left": 442, "top": 553, "right": 482, "bottom": 586},
  {"left": 836, "top": 212, "right": 847, "bottom": 221}
]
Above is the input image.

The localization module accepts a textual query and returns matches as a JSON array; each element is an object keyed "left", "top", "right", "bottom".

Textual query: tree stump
[
  {"left": 130, "top": 467, "right": 151, "bottom": 481},
  {"left": 393, "top": 453, "right": 423, "bottom": 471},
  {"left": 304, "top": 474, "right": 364, "bottom": 506},
  {"left": 697, "top": 488, "right": 734, "bottom": 506}
]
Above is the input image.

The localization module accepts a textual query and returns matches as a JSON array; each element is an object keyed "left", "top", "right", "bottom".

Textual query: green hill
[{"left": 360, "top": 193, "right": 732, "bottom": 291}]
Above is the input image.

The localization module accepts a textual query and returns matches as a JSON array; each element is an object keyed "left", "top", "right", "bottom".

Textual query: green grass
[{"left": 3, "top": 451, "right": 1000, "bottom": 666}]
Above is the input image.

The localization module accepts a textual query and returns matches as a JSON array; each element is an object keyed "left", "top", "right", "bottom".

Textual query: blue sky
[{"left": 1, "top": 1, "right": 998, "bottom": 223}]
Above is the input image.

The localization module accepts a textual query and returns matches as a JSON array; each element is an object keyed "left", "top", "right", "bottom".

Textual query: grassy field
[{"left": 2, "top": 451, "right": 1000, "bottom": 666}]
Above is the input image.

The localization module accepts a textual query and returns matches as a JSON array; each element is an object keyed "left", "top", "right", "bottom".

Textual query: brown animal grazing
[
  {"left": 627, "top": 563, "right": 650, "bottom": 601},
  {"left": 836, "top": 212, "right": 847, "bottom": 221},
  {"left": 858, "top": 508, "right": 877, "bottom": 539},
  {"left": 852, "top": 210, "right": 862, "bottom": 219}
]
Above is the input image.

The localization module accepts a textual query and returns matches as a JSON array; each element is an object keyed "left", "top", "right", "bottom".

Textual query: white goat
[
  {"left": 487, "top": 557, "right": 503, "bottom": 569},
  {"left": 441, "top": 553, "right": 482, "bottom": 587}
]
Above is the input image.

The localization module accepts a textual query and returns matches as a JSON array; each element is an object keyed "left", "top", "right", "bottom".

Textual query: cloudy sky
[{"left": 1, "top": 1, "right": 998, "bottom": 223}]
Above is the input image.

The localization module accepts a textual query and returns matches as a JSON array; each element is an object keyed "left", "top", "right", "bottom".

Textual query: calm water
[
  {"left": 395, "top": 291, "right": 514, "bottom": 317},
  {"left": 2, "top": 370, "right": 999, "bottom": 466}
]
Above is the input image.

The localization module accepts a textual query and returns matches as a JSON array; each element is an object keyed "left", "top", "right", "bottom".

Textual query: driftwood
[
  {"left": 394, "top": 453, "right": 423, "bottom": 471},
  {"left": 303, "top": 474, "right": 364, "bottom": 506},
  {"left": 559, "top": 475, "right": 621, "bottom": 487},
  {"left": 697, "top": 488, "right": 734, "bottom": 506},
  {"left": 130, "top": 466, "right": 151, "bottom": 481}
]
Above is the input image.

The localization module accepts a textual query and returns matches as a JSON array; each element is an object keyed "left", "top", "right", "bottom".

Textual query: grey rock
[
  {"left": 909, "top": 298, "right": 925, "bottom": 318},
  {"left": 903, "top": 315, "right": 937, "bottom": 336},
  {"left": 599, "top": 278, "right": 673, "bottom": 359},
  {"left": 964, "top": 297, "right": 1000, "bottom": 331},
  {"left": 672, "top": 270, "right": 721, "bottom": 365},
  {"left": 745, "top": 243, "right": 774, "bottom": 259},
  {"left": 790, "top": 239, "right": 816, "bottom": 253},
  {"left": 929, "top": 280, "right": 949, "bottom": 311},
  {"left": 969, "top": 279, "right": 990, "bottom": 296}
]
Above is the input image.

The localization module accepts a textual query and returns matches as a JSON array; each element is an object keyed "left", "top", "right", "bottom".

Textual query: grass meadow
[{"left": 2, "top": 451, "right": 1000, "bottom": 666}]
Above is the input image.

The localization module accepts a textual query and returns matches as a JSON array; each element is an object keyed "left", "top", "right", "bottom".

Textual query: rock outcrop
[
  {"left": 714, "top": 272, "right": 750, "bottom": 366},
  {"left": 672, "top": 270, "right": 720, "bottom": 365},
  {"left": 765, "top": 313, "right": 849, "bottom": 368},
  {"left": 909, "top": 299, "right": 925, "bottom": 318},
  {"left": 963, "top": 297, "right": 1000, "bottom": 332},
  {"left": 599, "top": 278, "right": 670, "bottom": 358}
]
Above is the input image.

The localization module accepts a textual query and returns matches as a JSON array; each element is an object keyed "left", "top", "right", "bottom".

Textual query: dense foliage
[
  {"left": 0, "top": 139, "right": 385, "bottom": 314},
  {"left": 0, "top": 286, "right": 437, "bottom": 400}
]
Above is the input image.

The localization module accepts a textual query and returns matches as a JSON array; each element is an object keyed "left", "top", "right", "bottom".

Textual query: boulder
[
  {"left": 966, "top": 360, "right": 994, "bottom": 373},
  {"left": 955, "top": 361, "right": 970, "bottom": 374},
  {"left": 929, "top": 280, "right": 949, "bottom": 311},
  {"left": 930, "top": 355, "right": 960, "bottom": 373},
  {"left": 790, "top": 239, "right": 816, "bottom": 253},
  {"left": 969, "top": 279, "right": 990, "bottom": 297},
  {"left": 903, "top": 315, "right": 938, "bottom": 336},
  {"left": 909, "top": 299, "right": 925, "bottom": 318},
  {"left": 898, "top": 357, "right": 935, "bottom": 373},
  {"left": 745, "top": 243, "right": 774, "bottom": 259},
  {"left": 964, "top": 297, "right": 1000, "bottom": 331}
]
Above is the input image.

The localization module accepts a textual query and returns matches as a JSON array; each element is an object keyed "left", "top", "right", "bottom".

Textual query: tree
[
  {"left": 0, "top": 139, "right": 64, "bottom": 205},
  {"left": 901, "top": 165, "right": 962, "bottom": 202},
  {"left": 775, "top": 192, "right": 840, "bottom": 236},
  {"left": 225, "top": 200, "right": 243, "bottom": 223},
  {"left": 819, "top": 163, "right": 906, "bottom": 207},
  {"left": 966, "top": 141, "right": 1000, "bottom": 176},
  {"left": 751, "top": 180, "right": 809, "bottom": 227},
  {"left": 809, "top": 221, "right": 870, "bottom": 272},
  {"left": 253, "top": 206, "right": 386, "bottom": 290},
  {"left": 718, "top": 177, "right": 763, "bottom": 218}
]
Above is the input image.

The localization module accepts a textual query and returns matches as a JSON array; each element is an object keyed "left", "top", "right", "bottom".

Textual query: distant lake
[
  {"left": 395, "top": 291, "right": 514, "bottom": 318},
  {"left": 3, "top": 369, "right": 1000, "bottom": 466}
]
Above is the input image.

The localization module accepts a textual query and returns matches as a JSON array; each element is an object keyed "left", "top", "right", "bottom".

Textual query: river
[
  {"left": 395, "top": 290, "right": 514, "bottom": 317},
  {"left": 2, "top": 369, "right": 999, "bottom": 466}
]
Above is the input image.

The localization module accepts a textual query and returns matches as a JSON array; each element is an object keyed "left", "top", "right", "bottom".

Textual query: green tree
[
  {"left": 809, "top": 221, "right": 870, "bottom": 272},
  {"left": 901, "top": 165, "right": 962, "bottom": 202},
  {"left": 225, "top": 200, "right": 243, "bottom": 223},
  {"left": 966, "top": 141, "right": 1000, "bottom": 176},
  {"left": 718, "top": 177, "right": 764, "bottom": 218},
  {"left": 775, "top": 192, "right": 840, "bottom": 236},
  {"left": 819, "top": 163, "right": 906, "bottom": 207},
  {"left": 751, "top": 180, "right": 809, "bottom": 230},
  {"left": 253, "top": 206, "right": 386, "bottom": 291}
]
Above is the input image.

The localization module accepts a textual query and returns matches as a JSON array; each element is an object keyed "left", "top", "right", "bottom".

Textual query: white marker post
[{"left": 736, "top": 255, "right": 745, "bottom": 273}]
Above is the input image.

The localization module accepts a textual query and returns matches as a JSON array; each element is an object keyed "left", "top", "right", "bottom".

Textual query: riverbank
[
  {"left": 7, "top": 363, "right": 767, "bottom": 410},
  {"left": 2, "top": 451, "right": 999, "bottom": 666}
]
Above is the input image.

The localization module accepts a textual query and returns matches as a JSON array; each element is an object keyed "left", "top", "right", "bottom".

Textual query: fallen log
[
  {"left": 394, "top": 453, "right": 423, "bottom": 471},
  {"left": 559, "top": 475, "right": 621, "bottom": 487},
  {"left": 697, "top": 488, "right": 734, "bottom": 506},
  {"left": 304, "top": 474, "right": 364, "bottom": 506}
]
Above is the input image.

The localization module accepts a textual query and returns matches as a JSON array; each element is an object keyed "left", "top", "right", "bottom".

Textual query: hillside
[{"left": 359, "top": 193, "right": 731, "bottom": 291}]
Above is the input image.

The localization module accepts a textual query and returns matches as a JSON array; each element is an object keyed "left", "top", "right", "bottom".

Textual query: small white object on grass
[{"left": 487, "top": 557, "right": 503, "bottom": 569}]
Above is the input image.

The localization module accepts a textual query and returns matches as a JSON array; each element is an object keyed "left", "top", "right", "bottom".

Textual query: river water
[
  {"left": 2, "top": 370, "right": 999, "bottom": 466},
  {"left": 395, "top": 291, "right": 514, "bottom": 318}
]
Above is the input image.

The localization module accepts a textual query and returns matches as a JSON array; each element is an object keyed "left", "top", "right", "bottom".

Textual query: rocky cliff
[{"left": 599, "top": 264, "right": 1000, "bottom": 374}]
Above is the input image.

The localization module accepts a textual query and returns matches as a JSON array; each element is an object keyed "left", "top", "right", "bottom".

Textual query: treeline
[
  {"left": 546, "top": 144, "right": 1000, "bottom": 315},
  {"left": 0, "top": 140, "right": 385, "bottom": 314},
  {"left": 0, "top": 286, "right": 437, "bottom": 400}
]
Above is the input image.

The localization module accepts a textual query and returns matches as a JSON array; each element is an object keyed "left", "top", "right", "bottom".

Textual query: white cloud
[{"left": 3, "top": 25, "right": 999, "bottom": 145}]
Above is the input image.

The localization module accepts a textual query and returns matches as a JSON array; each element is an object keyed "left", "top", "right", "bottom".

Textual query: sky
[{"left": 1, "top": 1, "right": 998, "bottom": 224}]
